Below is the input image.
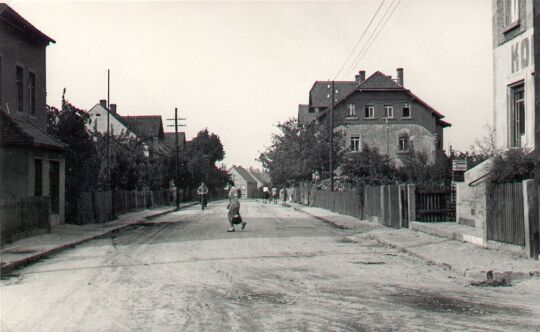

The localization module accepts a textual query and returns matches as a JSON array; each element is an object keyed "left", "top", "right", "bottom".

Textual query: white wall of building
[
  {"left": 86, "top": 104, "right": 135, "bottom": 138},
  {"left": 493, "top": 28, "right": 535, "bottom": 149}
]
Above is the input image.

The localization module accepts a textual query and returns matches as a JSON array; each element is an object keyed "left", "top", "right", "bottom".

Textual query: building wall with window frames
[
  {"left": 327, "top": 89, "right": 445, "bottom": 165},
  {"left": 332, "top": 91, "right": 441, "bottom": 135},
  {"left": 0, "top": 24, "right": 47, "bottom": 130},
  {"left": 337, "top": 123, "right": 438, "bottom": 166},
  {"left": 492, "top": 0, "right": 535, "bottom": 149}
]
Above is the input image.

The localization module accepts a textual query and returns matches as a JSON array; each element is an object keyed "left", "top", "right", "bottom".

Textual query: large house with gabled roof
[
  {"left": 300, "top": 68, "right": 451, "bottom": 165},
  {"left": 87, "top": 101, "right": 170, "bottom": 157},
  {"left": 0, "top": 4, "right": 67, "bottom": 241}
]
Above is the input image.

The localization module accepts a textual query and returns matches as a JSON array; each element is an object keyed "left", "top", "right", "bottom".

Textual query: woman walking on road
[{"left": 227, "top": 181, "right": 246, "bottom": 232}]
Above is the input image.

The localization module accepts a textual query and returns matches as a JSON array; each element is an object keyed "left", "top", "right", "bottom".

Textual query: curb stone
[
  {"left": 291, "top": 206, "right": 350, "bottom": 230},
  {"left": 290, "top": 204, "right": 540, "bottom": 283},
  {"left": 0, "top": 204, "right": 197, "bottom": 276}
]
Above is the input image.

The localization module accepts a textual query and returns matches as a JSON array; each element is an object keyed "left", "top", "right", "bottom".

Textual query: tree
[
  {"left": 488, "top": 148, "right": 535, "bottom": 183},
  {"left": 46, "top": 90, "right": 101, "bottom": 221},
  {"left": 94, "top": 132, "right": 148, "bottom": 190},
  {"left": 341, "top": 143, "right": 400, "bottom": 187},
  {"left": 258, "top": 118, "right": 343, "bottom": 187},
  {"left": 184, "top": 129, "right": 228, "bottom": 189},
  {"left": 398, "top": 148, "right": 451, "bottom": 185}
]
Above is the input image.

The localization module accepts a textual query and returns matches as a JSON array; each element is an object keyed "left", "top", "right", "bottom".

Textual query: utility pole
[
  {"left": 329, "top": 80, "right": 335, "bottom": 192},
  {"left": 532, "top": 2, "right": 540, "bottom": 259},
  {"left": 106, "top": 69, "right": 110, "bottom": 192},
  {"left": 167, "top": 108, "right": 186, "bottom": 209}
]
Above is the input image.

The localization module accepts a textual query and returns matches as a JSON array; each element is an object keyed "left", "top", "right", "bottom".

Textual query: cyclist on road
[{"left": 197, "top": 182, "right": 209, "bottom": 209}]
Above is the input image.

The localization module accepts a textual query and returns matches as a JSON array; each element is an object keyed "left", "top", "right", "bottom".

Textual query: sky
[{"left": 10, "top": 0, "right": 493, "bottom": 168}]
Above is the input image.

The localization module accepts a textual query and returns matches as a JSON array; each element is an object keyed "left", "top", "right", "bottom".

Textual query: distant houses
[
  {"left": 299, "top": 68, "right": 451, "bottom": 165},
  {"left": 86, "top": 100, "right": 181, "bottom": 158},
  {"left": 228, "top": 166, "right": 258, "bottom": 198},
  {"left": 0, "top": 4, "right": 67, "bottom": 242}
]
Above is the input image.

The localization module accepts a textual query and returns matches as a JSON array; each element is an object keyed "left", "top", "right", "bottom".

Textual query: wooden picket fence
[
  {"left": 364, "top": 185, "right": 382, "bottom": 222},
  {"left": 311, "top": 190, "right": 364, "bottom": 219},
  {"left": 486, "top": 182, "right": 525, "bottom": 246},
  {"left": 76, "top": 190, "right": 174, "bottom": 225},
  {"left": 415, "top": 185, "right": 456, "bottom": 222}
]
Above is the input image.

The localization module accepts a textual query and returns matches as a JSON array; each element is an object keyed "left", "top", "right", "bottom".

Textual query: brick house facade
[{"left": 307, "top": 69, "right": 450, "bottom": 166}]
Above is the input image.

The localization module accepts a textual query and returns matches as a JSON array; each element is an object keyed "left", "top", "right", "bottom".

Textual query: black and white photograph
[{"left": 0, "top": 0, "right": 539, "bottom": 330}]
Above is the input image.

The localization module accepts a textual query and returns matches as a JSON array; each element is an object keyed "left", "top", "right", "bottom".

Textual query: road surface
[{"left": 1, "top": 200, "right": 539, "bottom": 331}]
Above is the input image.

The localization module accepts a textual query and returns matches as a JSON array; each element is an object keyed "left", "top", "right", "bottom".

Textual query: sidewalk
[
  {"left": 289, "top": 203, "right": 540, "bottom": 283},
  {"left": 0, "top": 202, "right": 197, "bottom": 275}
]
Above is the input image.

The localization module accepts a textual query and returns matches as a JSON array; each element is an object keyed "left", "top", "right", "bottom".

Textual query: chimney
[
  {"left": 355, "top": 70, "right": 366, "bottom": 84},
  {"left": 396, "top": 68, "right": 404, "bottom": 86},
  {"left": 110, "top": 103, "right": 117, "bottom": 114},
  {"left": 99, "top": 99, "right": 107, "bottom": 108}
]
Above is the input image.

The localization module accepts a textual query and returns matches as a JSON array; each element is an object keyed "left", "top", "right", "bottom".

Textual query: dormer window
[{"left": 347, "top": 104, "right": 356, "bottom": 117}]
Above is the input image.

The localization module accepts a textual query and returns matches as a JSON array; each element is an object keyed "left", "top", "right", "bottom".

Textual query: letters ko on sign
[{"left": 511, "top": 36, "right": 534, "bottom": 73}]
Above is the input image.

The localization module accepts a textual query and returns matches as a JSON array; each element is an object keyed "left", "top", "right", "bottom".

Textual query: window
[
  {"left": 347, "top": 103, "right": 356, "bottom": 117},
  {"left": 29, "top": 72, "right": 36, "bottom": 116},
  {"left": 506, "top": 0, "right": 520, "bottom": 25},
  {"left": 34, "top": 159, "right": 43, "bottom": 196},
  {"left": 364, "top": 105, "right": 374, "bottom": 118},
  {"left": 384, "top": 105, "right": 394, "bottom": 118},
  {"left": 402, "top": 103, "right": 411, "bottom": 118},
  {"left": 509, "top": 83, "right": 525, "bottom": 147},
  {"left": 350, "top": 135, "right": 360, "bottom": 152},
  {"left": 16, "top": 65, "right": 23, "bottom": 112},
  {"left": 398, "top": 134, "right": 410, "bottom": 152}
]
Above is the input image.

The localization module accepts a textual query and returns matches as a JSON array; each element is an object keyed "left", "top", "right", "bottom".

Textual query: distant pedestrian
[
  {"left": 271, "top": 187, "right": 278, "bottom": 204},
  {"left": 263, "top": 185, "right": 270, "bottom": 204}
]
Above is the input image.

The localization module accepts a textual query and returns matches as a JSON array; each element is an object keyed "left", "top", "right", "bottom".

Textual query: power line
[
  {"left": 347, "top": 0, "right": 401, "bottom": 75},
  {"left": 333, "top": 0, "right": 386, "bottom": 80},
  {"left": 349, "top": 0, "right": 402, "bottom": 76},
  {"left": 344, "top": 0, "right": 397, "bottom": 78}
]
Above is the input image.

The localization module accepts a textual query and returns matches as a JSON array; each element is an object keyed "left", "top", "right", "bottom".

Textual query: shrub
[{"left": 488, "top": 148, "right": 534, "bottom": 183}]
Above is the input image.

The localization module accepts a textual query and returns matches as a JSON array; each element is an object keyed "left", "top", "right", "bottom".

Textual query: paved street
[{"left": 1, "top": 200, "right": 539, "bottom": 331}]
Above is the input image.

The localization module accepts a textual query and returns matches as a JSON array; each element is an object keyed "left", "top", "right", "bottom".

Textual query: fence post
[
  {"left": 523, "top": 179, "right": 539, "bottom": 259},
  {"left": 380, "top": 186, "right": 386, "bottom": 225},
  {"left": 398, "top": 184, "right": 406, "bottom": 228},
  {"left": 407, "top": 184, "right": 416, "bottom": 224}
]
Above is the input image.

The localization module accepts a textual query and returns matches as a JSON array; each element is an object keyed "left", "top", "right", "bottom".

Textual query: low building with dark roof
[
  {"left": 121, "top": 115, "right": 170, "bottom": 156},
  {"left": 311, "top": 68, "right": 450, "bottom": 165},
  {"left": 228, "top": 166, "right": 258, "bottom": 198},
  {"left": 0, "top": 4, "right": 67, "bottom": 241}
]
